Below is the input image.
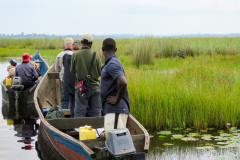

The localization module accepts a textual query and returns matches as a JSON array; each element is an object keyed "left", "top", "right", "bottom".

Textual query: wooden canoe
[
  {"left": 34, "top": 64, "right": 150, "bottom": 160},
  {"left": 1, "top": 51, "right": 49, "bottom": 120}
]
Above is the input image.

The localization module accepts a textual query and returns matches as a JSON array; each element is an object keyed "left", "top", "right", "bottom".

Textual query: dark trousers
[
  {"left": 74, "top": 89, "right": 102, "bottom": 117},
  {"left": 61, "top": 81, "right": 69, "bottom": 109},
  {"left": 69, "top": 93, "right": 75, "bottom": 118}
]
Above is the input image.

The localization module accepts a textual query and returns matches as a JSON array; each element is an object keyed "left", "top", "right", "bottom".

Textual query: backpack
[{"left": 45, "top": 105, "right": 65, "bottom": 119}]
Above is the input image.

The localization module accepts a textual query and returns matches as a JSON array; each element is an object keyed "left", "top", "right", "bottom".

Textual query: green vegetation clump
[{"left": 132, "top": 37, "right": 155, "bottom": 67}]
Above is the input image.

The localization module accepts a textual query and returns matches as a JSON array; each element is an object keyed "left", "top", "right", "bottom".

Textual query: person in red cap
[{"left": 15, "top": 53, "right": 38, "bottom": 90}]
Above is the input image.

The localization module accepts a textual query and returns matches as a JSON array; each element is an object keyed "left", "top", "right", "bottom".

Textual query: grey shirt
[{"left": 100, "top": 54, "right": 130, "bottom": 115}]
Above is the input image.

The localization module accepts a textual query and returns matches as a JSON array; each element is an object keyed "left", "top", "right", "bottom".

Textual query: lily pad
[
  {"left": 220, "top": 133, "right": 231, "bottom": 137},
  {"left": 217, "top": 142, "right": 228, "bottom": 145},
  {"left": 181, "top": 137, "right": 198, "bottom": 141},
  {"left": 157, "top": 131, "right": 171, "bottom": 135},
  {"left": 185, "top": 128, "right": 193, "bottom": 131},
  {"left": 189, "top": 133, "right": 200, "bottom": 137},
  {"left": 162, "top": 143, "right": 173, "bottom": 146},
  {"left": 172, "top": 134, "right": 184, "bottom": 139}
]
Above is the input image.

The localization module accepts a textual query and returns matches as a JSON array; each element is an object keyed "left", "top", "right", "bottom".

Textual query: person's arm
[
  {"left": 32, "top": 66, "right": 39, "bottom": 81},
  {"left": 107, "top": 75, "right": 127, "bottom": 105},
  {"left": 55, "top": 54, "right": 61, "bottom": 72},
  {"left": 106, "top": 63, "right": 127, "bottom": 105}
]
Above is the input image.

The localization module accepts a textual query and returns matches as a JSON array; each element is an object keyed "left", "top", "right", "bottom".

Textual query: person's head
[
  {"left": 64, "top": 37, "right": 74, "bottom": 49},
  {"left": 10, "top": 59, "right": 17, "bottom": 66},
  {"left": 9, "top": 67, "right": 16, "bottom": 79},
  {"left": 81, "top": 34, "right": 93, "bottom": 48},
  {"left": 102, "top": 38, "right": 117, "bottom": 54},
  {"left": 72, "top": 40, "right": 81, "bottom": 51},
  {"left": 22, "top": 53, "right": 31, "bottom": 62}
]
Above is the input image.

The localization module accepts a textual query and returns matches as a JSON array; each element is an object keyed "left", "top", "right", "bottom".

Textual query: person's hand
[{"left": 106, "top": 96, "right": 118, "bottom": 105}]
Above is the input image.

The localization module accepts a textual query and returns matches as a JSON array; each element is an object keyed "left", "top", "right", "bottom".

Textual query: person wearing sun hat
[
  {"left": 15, "top": 53, "right": 38, "bottom": 90},
  {"left": 70, "top": 34, "right": 102, "bottom": 117}
]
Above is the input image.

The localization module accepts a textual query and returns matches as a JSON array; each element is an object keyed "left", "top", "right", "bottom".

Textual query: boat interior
[{"left": 36, "top": 65, "right": 148, "bottom": 157}]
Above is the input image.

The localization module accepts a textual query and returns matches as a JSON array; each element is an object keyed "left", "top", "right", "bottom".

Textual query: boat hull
[
  {"left": 2, "top": 85, "right": 38, "bottom": 119},
  {"left": 37, "top": 124, "right": 146, "bottom": 160},
  {"left": 1, "top": 51, "right": 49, "bottom": 120}
]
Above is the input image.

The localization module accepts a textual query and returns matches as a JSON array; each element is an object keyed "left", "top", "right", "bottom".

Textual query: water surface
[{"left": 0, "top": 58, "right": 39, "bottom": 160}]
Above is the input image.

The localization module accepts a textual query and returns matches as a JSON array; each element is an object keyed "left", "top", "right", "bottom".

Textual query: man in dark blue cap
[{"left": 7, "top": 59, "right": 17, "bottom": 72}]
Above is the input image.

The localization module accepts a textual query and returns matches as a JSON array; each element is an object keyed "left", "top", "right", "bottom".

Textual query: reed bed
[
  {"left": 1, "top": 37, "right": 240, "bottom": 59},
  {"left": 0, "top": 37, "right": 240, "bottom": 130},
  {"left": 127, "top": 55, "right": 240, "bottom": 130}
]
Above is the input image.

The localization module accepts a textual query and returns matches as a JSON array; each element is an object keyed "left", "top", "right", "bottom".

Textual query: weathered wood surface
[
  {"left": 47, "top": 117, "right": 104, "bottom": 129},
  {"left": 55, "top": 79, "right": 61, "bottom": 106},
  {"left": 48, "top": 72, "right": 60, "bottom": 79}
]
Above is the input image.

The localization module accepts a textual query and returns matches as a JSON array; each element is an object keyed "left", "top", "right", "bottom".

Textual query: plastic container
[
  {"left": 5, "top": 78, "right": 12, "bottom": 86},
  {"left": 79, "top": 125, "right": 96, "bottom": 140},
  {"left": 12, "top": 77, "right": 22, "bottom": 85},
  {"left": 7, "top": 119, "right": 13, "bottom": 125}
]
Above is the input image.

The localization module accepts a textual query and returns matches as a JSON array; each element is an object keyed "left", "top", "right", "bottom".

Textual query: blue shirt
[{"left": 100, "top": 54, "right": 130, "bottom": 115}]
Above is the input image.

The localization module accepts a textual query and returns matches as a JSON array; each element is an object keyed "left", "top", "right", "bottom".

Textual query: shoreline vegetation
[{"left": 1, "top": 37, "right": 240, "bottom": 130}]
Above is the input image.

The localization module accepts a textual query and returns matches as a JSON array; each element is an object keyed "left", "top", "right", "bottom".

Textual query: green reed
[{"left": 126, "top": 55, "right": 240, "bottom": 130}]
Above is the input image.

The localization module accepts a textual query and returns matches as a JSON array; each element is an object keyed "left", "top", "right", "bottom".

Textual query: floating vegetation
[
  {"left": 172, "top": 134, "right": 184, "bottom": 139},
  {"left": 157, "top": 131, "right": 171, "bottom": 135},
  {"left": 185, "top": 128, "right": 193, "bottom": 131},
  {"left": 158, "top": 135, "right": 166, "bottom": 140},
  {"left": 162, "top": 143, "right": 173, "bottom": 146}
]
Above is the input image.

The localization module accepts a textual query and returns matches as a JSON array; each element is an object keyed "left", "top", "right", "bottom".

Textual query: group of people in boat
[
  {"left": 56, "top": 34, "right": 129, "bottom": 133},
  {"left": 7, "top": 53, "right": 40, "bottom": 90}
]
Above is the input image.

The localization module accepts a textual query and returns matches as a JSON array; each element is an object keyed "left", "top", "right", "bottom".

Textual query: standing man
[
  {"left": 55, "top": 37, "right": 74, "bottom": 109},
  {"left": 62, "top": 40, "right": 81, "bottom": 118},
  {"left": 101, "top": 38, "right": 130, "bottom": 132},
  {"left": 71, "top": 34, "right": 102, "bottom": 117},
  {"left": 15, "top": 53, "right": 38, "bottom": 90}
]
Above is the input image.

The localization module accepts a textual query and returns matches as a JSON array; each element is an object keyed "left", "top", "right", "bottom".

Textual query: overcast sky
[{"left": 0, "top": 0, "right": 239, "bottom": 35}]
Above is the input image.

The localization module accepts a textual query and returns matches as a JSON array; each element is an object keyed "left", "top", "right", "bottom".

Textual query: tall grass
[
  {"left": 1, "top": 37, "right": 240, "bottom": 59},
  {"left": 127, "top": 55, "right": 240, "bottom": 130},
  {"left": 132, "top": 37, "right": 155, "bottom": 67}
]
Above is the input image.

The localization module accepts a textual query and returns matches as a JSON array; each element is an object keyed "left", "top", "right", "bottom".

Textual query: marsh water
[{"left": 1, "top": 58, "right": 240, "bottom": 160}]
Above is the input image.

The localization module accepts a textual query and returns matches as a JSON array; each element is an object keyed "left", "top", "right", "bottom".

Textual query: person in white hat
[
  {"left": 55, "top": 37, "right": 74, "bottom": 109},
  {"left": 70, "top": 34, "right": 102, "bottom": 117}
]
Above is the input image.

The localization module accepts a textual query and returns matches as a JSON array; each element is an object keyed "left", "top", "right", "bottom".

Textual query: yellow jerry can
[{"left": 79, "top": 125, "right": 96, "bottom": 140}]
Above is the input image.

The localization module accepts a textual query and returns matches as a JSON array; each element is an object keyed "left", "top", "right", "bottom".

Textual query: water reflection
[
  {"left": 12, "top": 118, "right": 39, "bottom": 150},
  {"left": 0, "top": 58, "right": 39, "bottom": 160}
]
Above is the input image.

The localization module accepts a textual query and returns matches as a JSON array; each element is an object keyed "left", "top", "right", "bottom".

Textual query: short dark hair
[
  {"left": 102, "top": 38, "right": 116, "bottom": 51},
  {"left": 11, "top": 62, "right": 17, "bottom": 66}
]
